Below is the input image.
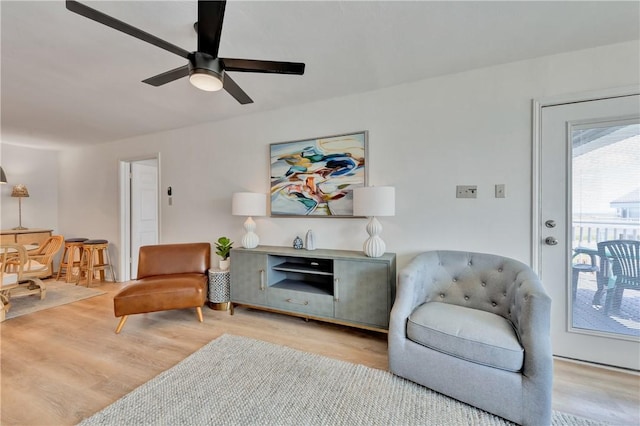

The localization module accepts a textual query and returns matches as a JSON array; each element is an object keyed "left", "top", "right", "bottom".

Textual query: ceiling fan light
[{"left": 189, "top": 70, "right": 223, "bottom": 92}]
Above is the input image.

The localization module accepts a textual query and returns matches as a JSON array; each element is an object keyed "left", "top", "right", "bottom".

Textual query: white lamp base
[
  {"left": 241, "top": 216, "right": 259, "bottom": 249},
  {"left": 363, "top": 216, "right": 385, "bottom": 258}
]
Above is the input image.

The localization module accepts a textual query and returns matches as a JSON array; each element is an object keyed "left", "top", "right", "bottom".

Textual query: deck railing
[{"left": 573, "top": 219, "right": 640, "bottom": 248}]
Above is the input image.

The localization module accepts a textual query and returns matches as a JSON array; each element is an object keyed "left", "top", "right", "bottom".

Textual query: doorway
[
  {"left": 119, "top": 156, "right": 160, "bottom": 281},
  {"left": 534, "top": 89, "right": 639, "bottom": 370}
]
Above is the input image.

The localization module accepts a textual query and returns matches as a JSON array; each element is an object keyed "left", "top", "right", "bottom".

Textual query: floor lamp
[{"left": 11, "top": 184, "right": 29, "bottom": 230}]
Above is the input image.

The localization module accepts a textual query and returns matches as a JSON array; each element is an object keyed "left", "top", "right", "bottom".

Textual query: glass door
[
  {"left": 571, "top": 120, "right": 639, "bottom": 339},
  {"left": 538, "top": 93, "right": 639, "bottom": 370}
]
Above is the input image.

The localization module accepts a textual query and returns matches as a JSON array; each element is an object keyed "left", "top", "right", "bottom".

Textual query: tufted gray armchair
[{"left": 388, "top": 251, "right": 552, "bottom": 426}]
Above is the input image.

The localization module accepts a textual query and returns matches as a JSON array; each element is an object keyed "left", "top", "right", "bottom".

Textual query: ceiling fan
[{"left": 65, "top": 0, "right": 305, "bottom": 104}]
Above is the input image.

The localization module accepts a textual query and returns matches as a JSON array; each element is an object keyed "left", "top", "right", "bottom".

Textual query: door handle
[{"left": 545, "top": 237, "right": 558, "bottom": 246}]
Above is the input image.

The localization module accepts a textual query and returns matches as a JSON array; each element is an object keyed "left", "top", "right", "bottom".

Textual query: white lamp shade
[
  {"left": 232, "top": 192, "right": 266, "bottom": 216},
  {"left": 353, "top": 186, "right": 395, "bottom": 217}
]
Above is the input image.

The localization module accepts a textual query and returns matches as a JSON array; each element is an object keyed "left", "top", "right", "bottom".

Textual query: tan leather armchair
[{"left": 113, "top": 242, "right": 211, "bottom": 333}]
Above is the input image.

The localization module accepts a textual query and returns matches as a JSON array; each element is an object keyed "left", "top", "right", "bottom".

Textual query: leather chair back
[{"left": 137, "top": 243, "right": 211, "bottom": 279}]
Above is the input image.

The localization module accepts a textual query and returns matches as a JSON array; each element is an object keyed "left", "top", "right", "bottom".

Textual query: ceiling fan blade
[
  {"left": 220, "top": 58, "right": 305, "bottom": 75},
  {"left": 65, "top": 0, "right": 190, "bottom": 59},
  {"left": 142, "top": 65, "right": 190, "bottom": 87},
  {"left": 197, "top": 0, "right": 226, "bottom": 58},
  {"left": 223, "top": 74, "right": 253, "bottom": 104}
]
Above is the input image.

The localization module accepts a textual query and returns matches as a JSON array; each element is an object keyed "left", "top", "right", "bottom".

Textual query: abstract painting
[{"left": 270, "top": 131, "right": 367, "bottom": 216}]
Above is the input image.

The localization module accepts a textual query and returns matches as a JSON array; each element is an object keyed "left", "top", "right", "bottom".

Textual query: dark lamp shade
[
  {"left": 0, "top": 167, "right": 6, "bottom": 184},
  {"left": 11, "top": 184, "right": 29, "bottom": 198}
]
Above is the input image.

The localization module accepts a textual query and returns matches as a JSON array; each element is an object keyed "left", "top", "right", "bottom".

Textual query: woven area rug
[
  {"left": 80, "top": 334, "right": 602, "bottom": 426},
  {"left": 6, "top": 281, "right": 106, "bottom": 320}
]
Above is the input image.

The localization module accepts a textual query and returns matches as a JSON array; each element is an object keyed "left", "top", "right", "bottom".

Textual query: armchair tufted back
[{"left": 401, "top": 250, "right": 542, "bottom": 328}]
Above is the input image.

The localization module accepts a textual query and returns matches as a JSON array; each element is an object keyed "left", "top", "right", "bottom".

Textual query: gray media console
[{"left": 230, "top": 246, "right": 397, "bottom": 332}]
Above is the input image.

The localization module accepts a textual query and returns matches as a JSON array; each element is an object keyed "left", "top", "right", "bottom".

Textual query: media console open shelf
[{"left": 230, "top": 246, "right": 396, "bottom": 332}]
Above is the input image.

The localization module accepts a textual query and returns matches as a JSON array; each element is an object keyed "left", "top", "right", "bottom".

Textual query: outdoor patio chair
[
  {"left": 597, "top": 240, "right": 640, "bottom": 315},
  {"left": 571, "top": 247, "right": 599, "bottom": 302}
]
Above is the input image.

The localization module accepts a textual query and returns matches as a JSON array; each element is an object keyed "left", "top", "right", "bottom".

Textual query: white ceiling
[{"left": 2, "top": 1, "right": 639, "bottom": 149}]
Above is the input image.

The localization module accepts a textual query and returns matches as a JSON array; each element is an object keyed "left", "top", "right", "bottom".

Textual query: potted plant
[{"left": 215, "top": 236, "right": 233, "bottom": 271}]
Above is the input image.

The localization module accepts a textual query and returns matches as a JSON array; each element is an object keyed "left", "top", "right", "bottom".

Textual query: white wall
[
  {"left": 0, "top": 143, "right": 59, "bottom": 231},
  {"left": 56, "top": 41, "right": 640, "bottom": 280}
]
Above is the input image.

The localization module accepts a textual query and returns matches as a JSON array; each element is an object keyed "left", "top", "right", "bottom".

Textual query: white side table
[{"left": 207, "top": 269, "right": 231, "bottom": 312}]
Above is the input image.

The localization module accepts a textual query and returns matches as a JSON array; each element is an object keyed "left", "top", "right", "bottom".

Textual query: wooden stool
[
  {"left": 56, "top": 238, "right": 89, "bottom": 283},
  {"left": 76, "top": 239, "right": 116, "bottom": 287}
]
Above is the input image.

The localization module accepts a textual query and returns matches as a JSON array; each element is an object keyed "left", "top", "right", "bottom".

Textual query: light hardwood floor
[{"left": 1, "top": 281, "right": 639, "bottom": 425}]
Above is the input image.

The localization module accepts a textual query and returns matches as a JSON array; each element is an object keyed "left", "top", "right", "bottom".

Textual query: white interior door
[
  {"left": 131, "top": 160, "right": 159, "bottom": 279},
  {"left": 538, "top": 93, "right": 639, "bottom": 370}
]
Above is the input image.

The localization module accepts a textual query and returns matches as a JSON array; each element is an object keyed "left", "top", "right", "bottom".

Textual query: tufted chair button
[
  {"left": 498, "top": 268, "right": 503, "bottom": 272},
  {"left": 464, "top": 296, "right": 469, "bottom": 301},
  {"left": 491, "top": 302, "right": 497, "bottom": 307},
  {"left": 468, "top": 261, "right": 472, "bottom": 266},
  {"left": 440, "top": 293, "right": 445, "bottom": 298},
  {"left": 481, "top": 282, "right": 486, "bottom": 287},
  {"left": 503, "top": 293, "right": 507, "bottom": 297},
  {"left": 452, "top": 278, "right": 457, "bottom": 282}
]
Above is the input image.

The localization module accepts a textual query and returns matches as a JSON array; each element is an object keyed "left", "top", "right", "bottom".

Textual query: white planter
[{"left": 219, "top": 259, "right": 230, "bottom": 271}]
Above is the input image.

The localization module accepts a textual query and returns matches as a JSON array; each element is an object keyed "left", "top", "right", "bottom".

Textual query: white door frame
[
  {"left": 532, "top": 86, "right": 640, "bottom": 370},
  {"left": 119, "top": 154, "right": 161, "bottom": 282},
  {"left": 532, "top": 85, "right": 640, "bottom": 274}
]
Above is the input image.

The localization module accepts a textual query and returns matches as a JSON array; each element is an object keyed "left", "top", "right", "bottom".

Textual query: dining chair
[
  {"left": 0, "top": 244, "right": 21, "bottom": 321},
  {"left": 597, "top": 240, "right": 640, "bottom": 315},
  {"left": 25, "top": 235, "right": 64, "bottom": 278},
  {"left": 4, "top": 236, "right": 64, "bottom": 301}
]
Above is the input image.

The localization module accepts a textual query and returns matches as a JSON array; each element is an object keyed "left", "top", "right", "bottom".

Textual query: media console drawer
[
  {"left": 268, "top": 287, "right": 334, "bottom": 317},
  {"left": 230, "top": 246, "right": 396, "bottom": 332}
]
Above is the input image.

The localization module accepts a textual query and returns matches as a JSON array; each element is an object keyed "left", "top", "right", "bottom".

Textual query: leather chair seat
[{"left": 114, "top": 273, "right": 207, "bottom": 317}]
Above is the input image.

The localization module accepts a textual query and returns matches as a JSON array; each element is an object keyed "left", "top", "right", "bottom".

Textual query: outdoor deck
[{"left": 573, "top": 272, "right": 640, "bottom": 338}]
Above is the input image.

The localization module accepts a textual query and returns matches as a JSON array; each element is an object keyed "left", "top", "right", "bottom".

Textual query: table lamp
[
  {"left": 232, "top": 192, "right": 266, "bottom": 249},
  {"left": 0, "top": 167, "right": 7, "bottom": 184},
  {"left": 11, "top": 184, "right": 30, "bottom": 230},
  {"left": 353, "top": 186, "right": 395, "bottom": 258}
]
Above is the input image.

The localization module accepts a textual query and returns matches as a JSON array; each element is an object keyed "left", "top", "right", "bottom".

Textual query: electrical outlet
[
  {"left": 495, "top": 184, "right": 506, "bottom": 198},
  {"left": 456, "top": 185, "right": 477, "bottom": 198}
]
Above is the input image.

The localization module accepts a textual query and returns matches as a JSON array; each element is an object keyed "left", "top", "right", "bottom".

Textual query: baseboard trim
[{"left": 553, "top": 355, "right": 640, "bottom": 375}]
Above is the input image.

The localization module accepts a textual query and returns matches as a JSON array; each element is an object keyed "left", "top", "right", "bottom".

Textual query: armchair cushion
[
  {"left": 407, "top": 301, "right": 524, "bottom": 372},
  {"left": 2, "top": 272, "right": 18, "bottom": 287}
]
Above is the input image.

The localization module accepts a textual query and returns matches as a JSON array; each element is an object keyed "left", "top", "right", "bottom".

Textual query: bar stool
[
  {"left": 56, "top": 238, "right": 89, "bottom": 283},
  {"left": 76, "top": 239, "right": 116, "bottom": 287}
]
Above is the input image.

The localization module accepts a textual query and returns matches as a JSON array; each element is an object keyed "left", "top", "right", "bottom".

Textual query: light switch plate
[
  {"left": 495, "top": 184, "right": 506, "bottom": 198},
  {"left": 456, "top": 185, "right": 478, "bottom": 198}
]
